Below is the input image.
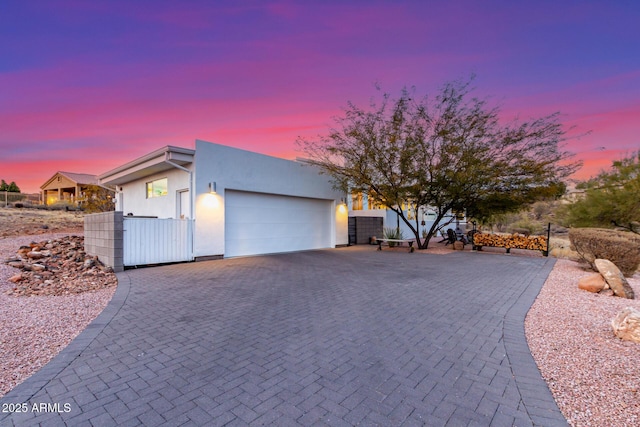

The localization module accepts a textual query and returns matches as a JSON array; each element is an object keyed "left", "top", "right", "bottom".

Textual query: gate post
[{"left": 84, "top": 211, "right": 124, "bottom": 272}]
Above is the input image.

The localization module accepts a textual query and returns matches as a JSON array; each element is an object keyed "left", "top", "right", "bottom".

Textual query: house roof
[
  {"left": 99, "top": 145, "right": 195, "bottom": 186},
  {"left": 40, "top": 171, "right": 100, "bottom": 189}
]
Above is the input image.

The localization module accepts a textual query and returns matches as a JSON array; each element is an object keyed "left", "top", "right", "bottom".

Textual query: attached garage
[
  {"left": 224, "top": 190, "right": 333, "bottom": 257},
  {"left": 94, "top": 141, "right": 348, "bottom": 269}
]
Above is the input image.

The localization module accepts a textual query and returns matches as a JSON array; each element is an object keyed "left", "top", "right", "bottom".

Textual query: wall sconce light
[
  {"left": 340, "top": 197, "right": 347, "bottom": 205},
  {"left": 208, "top": 182, "right": 217, "bottom": 194}
]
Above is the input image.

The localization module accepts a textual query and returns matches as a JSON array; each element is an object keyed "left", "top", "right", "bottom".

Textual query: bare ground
[{"left": 0, "top": 207, "right": 84, "bottom": 237}]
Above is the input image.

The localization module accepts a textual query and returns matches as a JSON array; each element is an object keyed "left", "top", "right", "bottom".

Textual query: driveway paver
[{"left": 0, "top": 246, "right": 567, "bottom": 426}]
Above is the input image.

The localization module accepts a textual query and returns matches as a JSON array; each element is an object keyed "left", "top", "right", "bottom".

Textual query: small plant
[
  {"left": 383, "top": 227, "right": 404, "bottom": 247},
  {"left": 568, "top": 228, "right": 640, "bottom": 277}
]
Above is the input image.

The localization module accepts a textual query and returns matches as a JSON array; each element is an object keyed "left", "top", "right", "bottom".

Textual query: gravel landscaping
[
  {"left": 0, "top": 234, "right": 116, "bottom": 398},
  {"left": 526, "top": 258, "right": 640, "bottom": 427}
]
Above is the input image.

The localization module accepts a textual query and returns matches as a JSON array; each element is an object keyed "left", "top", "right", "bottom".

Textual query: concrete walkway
[{"left": 0, "top": 246, "right": 567, "bottom": 426}]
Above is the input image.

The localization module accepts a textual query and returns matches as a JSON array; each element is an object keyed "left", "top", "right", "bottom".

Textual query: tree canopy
[
  {"left": 559, "top": 151, "right": 640, "bottom": 234},
  {"left": 79, "top": 185, "right": 115, "bottom": 213},
  {"left": 0, "top": 180, "right": 21, "bottom": 193},
  {"left": 298, "top": 78, "right": 581, "bottom": 248}
]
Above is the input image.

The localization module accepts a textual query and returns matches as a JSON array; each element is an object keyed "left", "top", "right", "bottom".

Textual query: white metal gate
[{"left": 123, "top": 217, "right": 194, "bottom": 266}]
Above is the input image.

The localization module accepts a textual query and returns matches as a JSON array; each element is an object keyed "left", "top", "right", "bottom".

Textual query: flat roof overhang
[{"left": 99, "top": 146, "right": 195, "bottom": 186}]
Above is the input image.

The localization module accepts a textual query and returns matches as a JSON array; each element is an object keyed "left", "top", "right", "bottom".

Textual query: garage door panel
[{"left": 225, "top": 191, "right": 332, "bottom": 257}]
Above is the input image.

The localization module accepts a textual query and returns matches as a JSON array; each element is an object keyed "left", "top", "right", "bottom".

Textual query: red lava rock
[{"left": 4, "top": 235, "right": 117, "bottom": 297}]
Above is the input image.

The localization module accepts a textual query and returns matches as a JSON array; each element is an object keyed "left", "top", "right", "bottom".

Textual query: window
[
  {"left": 351, "top": 192, "right": 363, "bottom": 210},
  {"left": 146, "top": 178, "right": 168, "bottom": 198}
]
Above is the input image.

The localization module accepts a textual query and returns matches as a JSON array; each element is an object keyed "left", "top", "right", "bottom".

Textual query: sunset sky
[{"left": 2, "top": 1, "right": 639, "bottom": 193}]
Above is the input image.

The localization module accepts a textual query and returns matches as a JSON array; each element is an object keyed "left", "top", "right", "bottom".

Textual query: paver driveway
[{"left": 1, "top": 246, "right": 567, "bottom": 426}]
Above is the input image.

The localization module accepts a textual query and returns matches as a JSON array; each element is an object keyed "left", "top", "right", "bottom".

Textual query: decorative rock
[
  {"left": 453, "top": 241, "right": 464, "bottom": 250},
  {"left": 612, "top": 307, "right": 640, "bottom": 343},
  {"left": 8, "top": 261, "right": 24, "bottom": 269},
  {"left": 27, "top": 251, "right": 43, "bottom": 259},
  {"left": 31, "top": 264, "right": 46, "bottom": 272},
  {"left": 4, "top": 235, "right": 117, "bottom": 297},
  {"left": 578, "top": 274, "right": 607, "bottom": 293},
  {"left": 595, "top": 259, "right": 635, "bottom": 299}
]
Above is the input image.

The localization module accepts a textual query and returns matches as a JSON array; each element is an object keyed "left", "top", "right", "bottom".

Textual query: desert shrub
[
  {"left": 383, "top": 227, "right": 404, "bottom": 247},
  {"left": 568, "top": 228, "right": 640, "bottom": 276},
  {"left": 508, "top": 219, "right": 536, "bottom": 236},
  {"left": 47, "top": 201, "right": 79, "bottom": 211}
]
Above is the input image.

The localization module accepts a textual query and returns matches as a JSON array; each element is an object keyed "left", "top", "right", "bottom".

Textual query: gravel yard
[
  {"left": 526, "top": 259, "right": 640, "bottom": 427},
  {"left": 0, "top": 234, "right": 116, "bottom": 398},
  {"left": 0, "top": 226, "right": 639, "bottom": 426}
]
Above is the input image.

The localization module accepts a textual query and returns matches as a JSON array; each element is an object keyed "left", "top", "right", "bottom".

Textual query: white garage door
[{"left": 225, "top": 190, "right": 333, "bottom": 257}]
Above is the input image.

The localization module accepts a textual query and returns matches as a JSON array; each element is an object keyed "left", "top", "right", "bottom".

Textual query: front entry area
[{"left": 224, "top": 190, "right": 333, "bottom": 257}]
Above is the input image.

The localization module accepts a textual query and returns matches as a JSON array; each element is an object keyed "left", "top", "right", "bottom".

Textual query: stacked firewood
[{"left": 473, "top": 233, "right": 547, "bottom": 251}]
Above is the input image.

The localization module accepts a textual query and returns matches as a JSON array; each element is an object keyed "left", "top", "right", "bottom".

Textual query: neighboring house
[
  {"left": 562, "top": 183, "right": 586, "bottom": 203},
  {"left": 40, "top": 171, "right": 112, "bottom": 206},
  {"left": 96, "top": 140, "right": 348, "bottom": 264}
]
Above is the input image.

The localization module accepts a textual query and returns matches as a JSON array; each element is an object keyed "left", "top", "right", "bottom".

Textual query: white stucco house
[
  {"left": 347, "top": 191, "right": 467, "bottom": 241},
  {"left": 93, "top": 140, "right": 348, "bottom": 266}
]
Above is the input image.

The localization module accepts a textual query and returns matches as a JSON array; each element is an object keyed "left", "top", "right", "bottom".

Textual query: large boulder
[
  {"left": 595, "top": 259, "right": 635, "bottom": 299},
  {"left": 578, "top": 273, "right": 607, "bottom": 293},
  {"left": 612, "top": 307, "right": 640, "bottom": 343}
]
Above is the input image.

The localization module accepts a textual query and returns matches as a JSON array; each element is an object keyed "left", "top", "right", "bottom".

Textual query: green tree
[
  {"left": 560, "top": 151, "right": 640, "bottom": 234},
  {"left": 0, "top": 180, "right": 21, "bottom": 192},
  {"left": 298, "top": 79, "right": 580, "bottom": 248},
  {"left": 7, "top": 181, "right": 20, "bottom": 192}
]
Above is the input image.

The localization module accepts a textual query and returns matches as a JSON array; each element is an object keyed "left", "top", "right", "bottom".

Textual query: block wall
[{"left": 84, "top": 211, "right": 124, "bottom": 272}]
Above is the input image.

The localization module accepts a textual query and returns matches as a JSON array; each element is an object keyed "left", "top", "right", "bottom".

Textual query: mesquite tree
[{"left": 298, "top": 79, "right": 580, "bottom": 249}]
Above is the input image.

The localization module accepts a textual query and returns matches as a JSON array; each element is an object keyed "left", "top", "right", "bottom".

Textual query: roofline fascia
[{"left": 98, "top": 145, "right": 195, "bottom": 181}]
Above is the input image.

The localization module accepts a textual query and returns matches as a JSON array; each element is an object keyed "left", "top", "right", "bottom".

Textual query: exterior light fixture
[{"left": 209, "top": 182, "right": 217, "bottom": 194}]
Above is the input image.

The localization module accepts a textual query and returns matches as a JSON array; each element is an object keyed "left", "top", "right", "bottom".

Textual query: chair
[{"left": 445, "top": 228, "right": 458, "bottom": 246}]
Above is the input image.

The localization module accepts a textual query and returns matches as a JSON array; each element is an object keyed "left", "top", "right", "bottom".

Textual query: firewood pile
[{"left": 472, "top": 233, "right": 548, "bottom": 253}]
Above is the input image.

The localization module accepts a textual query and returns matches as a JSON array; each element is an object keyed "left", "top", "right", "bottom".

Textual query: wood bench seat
[{"left": 375, "top": 238, "right": 415, "bottom": 252}]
